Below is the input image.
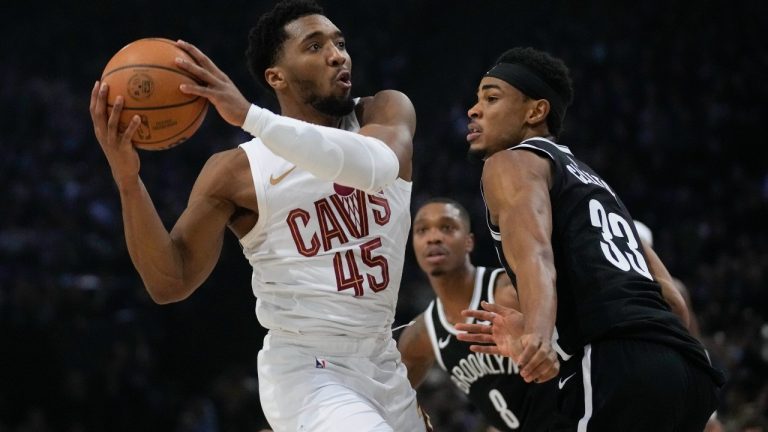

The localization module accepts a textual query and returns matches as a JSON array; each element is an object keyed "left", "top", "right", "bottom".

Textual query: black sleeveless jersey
[
  {"left": 482, "top": 137, "right": 724, "bottom": 385},
  {"left": 424, "top": 266, "right": 555, "bottom": 431}
]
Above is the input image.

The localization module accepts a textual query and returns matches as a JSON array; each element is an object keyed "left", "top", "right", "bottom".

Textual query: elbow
[
  {"left": 378, "top": 150, "right": 401, "bottom": 189},
  {"left": 366, "top": 169, "right": 398, "bottom": 194},
  {"left": 672, "top": 300, "right": 691, "bottom": 330},
  {"left": 145, "top": 281, "right": 192, "bottom": 305},
  {"left": 662, "top": 286, "right": 691, "bottom": 330},
  {"left": 148, "top": 292, "right": 177, "bottom": 305},
  {"left": 358, "top": 139, "right": 400, "bottom": 193}
]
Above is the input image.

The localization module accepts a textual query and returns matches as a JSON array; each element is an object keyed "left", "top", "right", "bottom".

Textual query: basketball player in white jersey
[{"left": 88, "top": 1, "right": 428, "bottom": 430}]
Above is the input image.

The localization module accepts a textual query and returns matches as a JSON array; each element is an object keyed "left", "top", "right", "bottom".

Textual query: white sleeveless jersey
[{"left": 238, "top": 108, "right": 412, "bottom": 338}]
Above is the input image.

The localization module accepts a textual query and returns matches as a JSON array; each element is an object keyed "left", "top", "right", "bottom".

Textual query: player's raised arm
[{"left": 90, "top": 81, "right": 237, "bottom": 304}]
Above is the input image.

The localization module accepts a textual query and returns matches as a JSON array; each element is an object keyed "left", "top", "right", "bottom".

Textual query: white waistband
[{"left": 264, "top": 329, "right": 394, "bottom": 357}]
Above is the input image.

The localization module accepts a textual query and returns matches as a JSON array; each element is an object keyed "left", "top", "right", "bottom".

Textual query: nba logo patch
[{"left": 315, "top": 357, "right": 327, "bottom": 368}]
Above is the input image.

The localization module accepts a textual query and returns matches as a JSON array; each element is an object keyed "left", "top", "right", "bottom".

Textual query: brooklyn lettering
[{"left": 450, "top": 353, "right": 519, "bottom": 394}]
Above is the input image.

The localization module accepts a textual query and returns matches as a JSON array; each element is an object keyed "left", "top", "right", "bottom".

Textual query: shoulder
[
  {"left": 193, "top": 148, "right": 251, "bottom": 200},
  {"left": 200, "top": 148, "right": 249, "bottom": 178},
  {"left": 484, "top": 146, "right": 551, "bottom": 174},
  {"left": 483, "top": 147, "right": 553, "bottom": 190},
  {"left": 359, "top": 89, "right": 413, "bottom": 108},
  {"left": 356, "top": 90, "right": 416, "bottom": 128}
]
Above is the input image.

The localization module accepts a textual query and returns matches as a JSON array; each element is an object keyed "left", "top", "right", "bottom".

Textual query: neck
[
  {"left": 277, "top": 96, "right": 340, "bottom": 128},
  {"left": 429, "top": 260, "right": 476, "bottom": 315},
  {"left": 520, "top": 125, "right": 554, "bottom": 143}
]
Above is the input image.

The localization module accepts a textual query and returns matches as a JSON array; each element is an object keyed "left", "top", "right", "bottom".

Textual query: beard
[
  {"left": 297, "top": 79, "right": 355, "bottom": 117},
  {"left": 429, "top": 269, "right": 446, "bottom": 277},
  {"left": 312, "top": 93, "right": 355, "bottom": 117}
]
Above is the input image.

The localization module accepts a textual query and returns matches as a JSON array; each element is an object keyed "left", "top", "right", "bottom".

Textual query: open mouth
[
  {"left": 336, "top": 70, "right": 352, "bottom": 89},
  {"left": 467, "top": 123, "right": 482, "bottom": 142},
  {"left": 425, "top": 248, "right": 448, "bottom": 264}
]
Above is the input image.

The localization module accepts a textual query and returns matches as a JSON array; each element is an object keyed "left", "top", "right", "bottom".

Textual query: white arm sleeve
[{"left": 242, "top": 104, "right": 400, "bottom": 193}]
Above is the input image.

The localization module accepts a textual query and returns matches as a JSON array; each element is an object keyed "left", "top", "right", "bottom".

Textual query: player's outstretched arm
[
  {"left": 456, "top": 301, "right": 559, "bottom": 383},
  {"left": 482, "top": 149, "right": 559, "bottom": 383},
  {"left": 397, "top": 314, "right": 435, "bottom": 389},
  {"left": 90, "top": 81, "right": 237, "bottom": 304},
  {"left": 175, "top": 40, "right": 414, "bottom": 192}
]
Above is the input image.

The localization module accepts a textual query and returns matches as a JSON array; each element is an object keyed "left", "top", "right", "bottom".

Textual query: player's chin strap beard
[{"left": 484, "top": 62, "right": 567, "bottom": 132}]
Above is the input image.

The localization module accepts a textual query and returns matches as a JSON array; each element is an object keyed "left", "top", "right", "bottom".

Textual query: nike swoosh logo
[
  {"left": 558, "top": 372, "right": 577, "bottom": 390},
  {"left": 438, "top": 335, "right": 451, "bottom": 349},
  {"left": 269, "top": 166, "right": 296, "bottom": 185}
]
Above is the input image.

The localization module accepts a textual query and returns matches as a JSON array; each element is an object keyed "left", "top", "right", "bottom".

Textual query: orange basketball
[{"left": 101, "top": 38, "right": 208, "bottom": 150}]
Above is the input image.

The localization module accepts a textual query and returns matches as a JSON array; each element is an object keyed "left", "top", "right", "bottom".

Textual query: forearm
[
  {"left": 242, "top": 104, "right": 399, "bottom": 193},
  {"left": 515, "top": 253, "right": 557, "bottom": 336},
  {"left": 117, "top": 179, "right": 186, "bottom": 303},
  {"left": 655, "top": 274, "right": 690, "bottom": 329},
  {"left": 643, "top": 243, "right": 691, "bottom": 329},
  {"left": 405, "top": 359, "right": 431, "bottom": 389},
  {"left": 397, "top": 318, "right": 434, "bottom": 389}
]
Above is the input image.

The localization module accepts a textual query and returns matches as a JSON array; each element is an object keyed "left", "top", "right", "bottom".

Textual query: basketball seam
[
  {"left": 107, "top": 96, "right": 203, "bottom": 110},
  {"left": 101, "top": 64, "right": 202, "bottom": 84}
]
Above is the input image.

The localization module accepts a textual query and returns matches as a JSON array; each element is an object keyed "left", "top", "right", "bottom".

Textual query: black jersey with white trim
[
  {"left": 482, "top": 137, "right": 724, "bottom": 385},
  {"left": 424, "top": 266, "right": 555, "bottom": 431}
]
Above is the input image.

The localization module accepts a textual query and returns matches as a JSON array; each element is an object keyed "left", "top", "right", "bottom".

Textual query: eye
[
  {"left": 336, "top": 40, "right": 346, "bottom": 49},
  {"left": 308, "top": 42, "right": 321, "bottom": 51},
  {"left": 486, "top": 95, "right": 499, "bottom": 102}
]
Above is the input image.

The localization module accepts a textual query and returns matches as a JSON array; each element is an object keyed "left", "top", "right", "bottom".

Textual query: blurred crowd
[{"left": 1, "top": 1, "right": 766, "bottom": 431}]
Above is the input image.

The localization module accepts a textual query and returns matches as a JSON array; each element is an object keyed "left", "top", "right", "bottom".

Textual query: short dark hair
[
  {"left": 418, "top": 197, "right": 472, "bottom": 231},
  {"left": 245, "top": 0, "right": 324, "bottom": 91},
  {"left": 494, "top": 47, "right": 574, "bottom": 139}
]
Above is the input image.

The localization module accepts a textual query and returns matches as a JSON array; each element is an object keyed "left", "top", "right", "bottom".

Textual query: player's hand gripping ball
[{"left": 101, "top": 38, "right": 208, "bottom": 150}]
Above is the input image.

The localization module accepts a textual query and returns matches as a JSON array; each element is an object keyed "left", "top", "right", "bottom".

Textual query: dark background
[{"left": 1, "top": 0, "right": 766, "bottom": 430}]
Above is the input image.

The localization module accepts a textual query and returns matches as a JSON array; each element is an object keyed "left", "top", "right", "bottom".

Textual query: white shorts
[{"left": 257, "top": 330, "right": 426, "bottom": 432}]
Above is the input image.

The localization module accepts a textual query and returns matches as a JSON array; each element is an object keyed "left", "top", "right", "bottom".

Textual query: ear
[
  {"left": 265, "top": 66, "right": 286, "bottom": 91},
  {"left": 527, "top": 99, "right": 550, "bottom": 126},
  {"left": 465, "top": 232, "right": 475, "bottom": 254}
]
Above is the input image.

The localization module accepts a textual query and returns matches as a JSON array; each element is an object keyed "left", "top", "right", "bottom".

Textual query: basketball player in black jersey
[
  {"left": 400, "top": 199, "right": 709, "bottom": 430},
  {"left": 399, "top": 198, "right": 556, "bottom": 431},
  {"left": 454, "top": 47, "right": 725, "bottom": 431}
]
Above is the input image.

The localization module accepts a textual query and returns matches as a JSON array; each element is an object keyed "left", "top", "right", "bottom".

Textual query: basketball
[{"left": 101, "top": 38, "right": 208, "bottom": 150}]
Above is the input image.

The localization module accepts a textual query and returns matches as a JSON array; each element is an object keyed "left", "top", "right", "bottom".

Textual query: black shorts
[{"left": 549, "top": 339, "right": 719, "bottom": 432}]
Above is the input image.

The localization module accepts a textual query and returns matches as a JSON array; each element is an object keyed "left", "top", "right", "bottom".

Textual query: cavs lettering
[{"left": 287, "top": 188, "right": 392, "bottom": 296}]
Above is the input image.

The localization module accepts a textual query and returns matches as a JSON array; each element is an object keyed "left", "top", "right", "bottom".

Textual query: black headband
[{"left": 485, "top": 62, "right": 566, "bottom": 123}]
